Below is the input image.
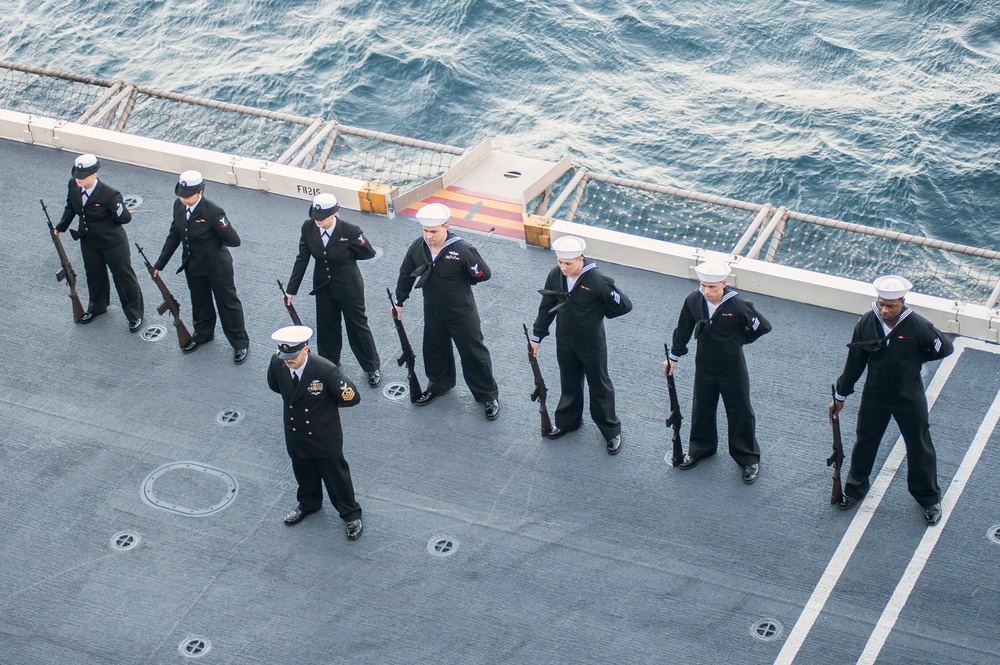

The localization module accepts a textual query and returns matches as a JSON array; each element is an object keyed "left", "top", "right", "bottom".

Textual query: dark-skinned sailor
[
  {"left": 530, "top": 236, "right": 632, "bottom": 455},
  {"left": 830, "top": 275, "right": 953, "bottom": 526},
  {"left": 153, "top": 170, "right": 250, "bottom": 364},
  {"left": 283, "top": 193, "right": 382, "bottom": 387},
  {"left": 665, "top": 261, "right": 771, "bottom": 484},
  {"left": 267, "top": 325, "right": 364, "bottom": 541},
  {"left": 392, "top": 203, "right": 500, "bottom": 420},
  {"left": 54, "top": 153, "right": 144, "bottom": 331}
]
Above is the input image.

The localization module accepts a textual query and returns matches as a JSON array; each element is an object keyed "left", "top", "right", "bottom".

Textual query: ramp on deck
[{"left": 1, "top": 138, "right": 999, "bottom": 664}]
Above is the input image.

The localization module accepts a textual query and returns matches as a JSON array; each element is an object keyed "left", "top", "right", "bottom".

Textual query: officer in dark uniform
[
  {"left": 283, "top": 193, "right": 382, "bottom": 387},
  {"left": 830, "top": 275, "right": 953, "bottom": 526},
  {"left": 153, "top": 170, "right": 250, "bottom": 364},
  {"left": 393, "top": 203, "right": 500, "bottom": 420},
  {"left": 267, "top": 325, "right": 363, "bottom": 540},
  {"left": 55, "top": 153, "right": 144, "bottom": 331},
  {"left": 666, "top": 261, "right": 771, "bottom": 484},
  {"left": 529, "top": 236, "right": 632, "bottom": 454}
]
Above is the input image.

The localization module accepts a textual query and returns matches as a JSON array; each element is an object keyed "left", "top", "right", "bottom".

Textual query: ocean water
[{"left": 3, "top": 0, "right": 998, "bottom": 247}]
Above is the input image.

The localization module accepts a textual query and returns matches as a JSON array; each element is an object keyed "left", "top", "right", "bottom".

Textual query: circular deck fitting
[
  {"left": 216, "top": 408, "right": 244, "bottom": 426},
  {"left": 382, "top": 382, "right": 409, "bottom": 401},
  {"left": 140, "top": 324, "right": 167, "bottom": 342},
  {"left": 751, "top": 619, "right": 783, "bottom": 642},
  {"left": 503, "top": 170, "right": 522, "bottom": 179},
  {"left": 427, "top": 535, "right": 459, "bottom": 558},
  {"left": 123, "top": 195, "right": 144, "bottom": 209},
  {"left": 141, "top": 461, "right": 239, "bottom": 517},
  {"left": 988, "top": 525, "right": 1000, "bottom": 544},
  {"left": 109, "top": 531, "right": 140, "bottom": 552},
  {"left": 371, "top": 246, "right": 384, "bottom": 261},
  {"left": 179, "top": 637, "right": 211, "bottom": 658}
]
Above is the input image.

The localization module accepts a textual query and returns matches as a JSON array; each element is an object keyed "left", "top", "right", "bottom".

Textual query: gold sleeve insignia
[{"left": 340, "top": 381, "right": 355, "bottom": 401}]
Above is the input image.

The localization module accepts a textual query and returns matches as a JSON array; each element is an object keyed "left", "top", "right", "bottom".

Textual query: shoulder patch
[{"left": 339, "top": 381, "right": 355, "bottom": 401}]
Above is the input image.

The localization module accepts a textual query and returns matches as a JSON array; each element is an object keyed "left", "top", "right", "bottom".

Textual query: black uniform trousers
[
  {"left": 316, "top": 289, "right": 379, "bottom": 372},
  {"left": 290, "top": 455, "right": 362, "bottom": 521},
  {"left": 81, "top": 240, "right": 143, "bottom": 320},
  {"left": 423, "top": 311, "right": 498, "bottom": 402},
  {"left": 554, "top": 342, "right": 620, "bottom": 439},
  {"left": 845, "top": 393, "right": 940, "bottom": 506},
  {"left": 689, "top": 368, "right": 760, "bottom": 467},
  {"left": 185, "top": 271, "right": 249, "bottom": 350}
]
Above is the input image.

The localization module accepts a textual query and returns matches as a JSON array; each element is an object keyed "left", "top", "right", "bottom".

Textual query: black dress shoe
[
  {"left": 838, "top": 495, "right": 859, "bottom": 511},
  {"left": 234, "top": 348, "right": 248, "bottom": 365},
  {"left": 78, "top": 310, "right": 106, "bottom": 324},
  {"left": 546, "top": 425, "right": 578, "bottom": 440},
  {"left": 484, "top": 399, "right": 500, "bottom": 420},
  {"left": 415, "top": 389, "right": 448, "bottom": 406},
  {"left": 182, "top": 340, "right": 201, "bottom": 354},
  {"left": 128, "top": 318, "right": 143, "bottom": 333},
  {"left": 677, "top": 454, "right": 700, "bottom": 469},
  {"left": 742, "top": 463, "right": 760, "bottom": 484},
  {"left": 284, "top": 506, "right": 320, "bottom": 525},
  {"left": 606, "top": 434, "right": 622, "bottom": 455},
  {"left": 346, "top": 518, "right": 364, "bottom": 540},
  {"left": 923, "top": 503, "right": 942, "bottom": 526},
  {"left": 368, "top": 369, "right": 381, "bottom": 388}
]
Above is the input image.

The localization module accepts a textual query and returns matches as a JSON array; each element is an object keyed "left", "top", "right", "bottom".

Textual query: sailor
[
  {"left": 392, "top": 203, "right": 500, "bottom": 419},
  {"left": 665, "top": 261, "right": 771, "bottom": 483},
  {"left": 529, "top": 236, "right": 632, "bottom": 454},
  {"left": 152, "top": 170, "right": 250, "bottom": 364},
  {"left": 283, "top": 193, "right": 382, "bottom": 387},
  {"left": 830, "top": 275, "right": 953, "bottom": 526},
  {"left": 266, "top": 325, "right": 364, "bottom": 540},
  {"left": 54, "top": 153, "right": 144, "bottom": 331}
]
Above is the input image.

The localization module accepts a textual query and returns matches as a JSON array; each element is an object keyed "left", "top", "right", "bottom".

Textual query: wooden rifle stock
[
  {"left": 827, "top": 384, "right": 845, "bottom": 504},
  {"left": 664, "top": 345, "right": 684, "bottom": 466},
  {"left": 277, "top": 279, "right": 303, "bottom": 325},
  {"left": 387, "top": 288, "right": 422, "bottom": 402},
  {"left": 41, "top": 199, "right": 86, "bottom": 322},
  {"left": 523, "top": 324, "right": 552, "bottom": 437},
  {"left": 134, "top": 243, "right": 192, "bottom": 348}
]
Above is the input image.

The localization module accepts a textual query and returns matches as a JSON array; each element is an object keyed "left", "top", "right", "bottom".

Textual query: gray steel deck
[{"left": 1, "top": 138, "right": 998, "bottom": 664}]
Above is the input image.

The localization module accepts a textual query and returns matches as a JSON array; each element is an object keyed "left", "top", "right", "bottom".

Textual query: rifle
[
  {"left": 134, "top": 243, "right": 192, "bottom": 348},
  {"left": 277, "top": 279, "right": 302, "bottom": 325},
  {"left": 387, "top": 288, "right": 422, "bottom": 402},
  {"left": 523, "top": 324, "right": 552, "bottom": 437},
  {"left": 827, "top": 384, "right": 845, "bottom": 504},
  {"left": 41, "top": 199, "right": 86, "bottom": 322},
  {"left": 664, "top": 343, "right": 684, "bottom": 466}
]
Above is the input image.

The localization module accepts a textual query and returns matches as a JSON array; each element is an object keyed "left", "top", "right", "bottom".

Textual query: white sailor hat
[
  {"left": 175, "top": 170, "right": 206, "bottom": 197},
  {"left": 415, "top": 203, "right": 451, "bottom": 227},
  {"left": 71, "top": 153, "right": 100, "bottom": 178},
  {"left": 551, "top": 235, "right": 586, "bottom": 259},
  {"left": 272, "top": 325, "right": 313, "bottom": 359},
  {"left": 694, "top": 261, "right": 731, "bottom": 283},
  {"left": 309, "top": 193, "right": 340, "bottom": 220},
  {"left": 873, "top": 274, "right": 912, "bottom": 300}
]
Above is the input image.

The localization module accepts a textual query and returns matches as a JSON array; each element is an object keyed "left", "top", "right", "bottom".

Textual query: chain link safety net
[
  {"left": 314, "top": 131, "right": 458, "bottom": 190},
  {"left": 769, "top": 218, "right": 999, "bottom": 305},
  {"left": 570, "top": 177, "right": 760, "bottom": 252},
  {"left": 0, "top": 68, "right": 103, "bottom": 121}
]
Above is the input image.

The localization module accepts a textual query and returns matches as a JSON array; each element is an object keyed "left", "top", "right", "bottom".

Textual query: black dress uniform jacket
[
  {"left": 532, "top": 261, "right": 632, "bottom": 438},
  {"left": 267, "top": 353, "right": 361, "bottom": 458},
  {"left": 669, "top": 288, "right": 771, "bottom": 466},
  {"left": 57, "top": 179, "right": 132, "bottom": 246},
  {"left": 286, "top": 218, "right": 375, "bottom": 297},
  {"left": 395, "top": 233, "right": 490, "bottom": 317},
  {"left": 56, "top": 178, "right": 143, "bottom": 319},
  {"left": 153, "top": 198, "right": 240, "bottom": 276},
  {"left": 834, "top": 304, "right": 953, "bottom": 506}
]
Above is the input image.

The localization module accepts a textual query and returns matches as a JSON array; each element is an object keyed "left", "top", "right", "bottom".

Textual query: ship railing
[
  {"left": 0, "top": 60, "right": 464, "bottom": 191},
  {"left": 540, "top": 169, "right": 1000, "bottom": 308}
]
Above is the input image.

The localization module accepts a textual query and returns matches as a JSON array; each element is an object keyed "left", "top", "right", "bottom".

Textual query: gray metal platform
[{"left": 1, "top": 138, "right": 998, "bottom": 664}]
